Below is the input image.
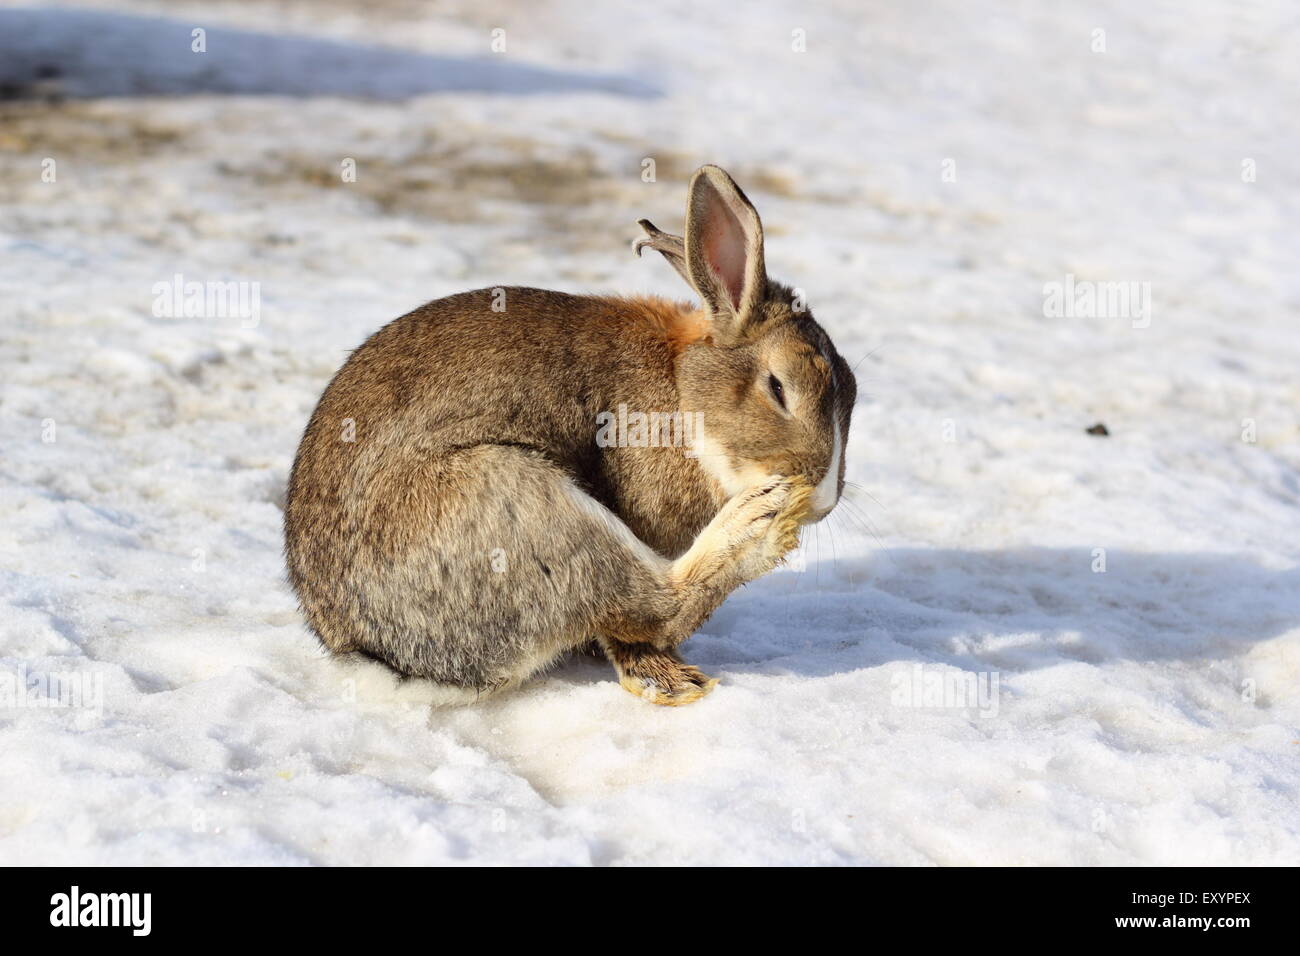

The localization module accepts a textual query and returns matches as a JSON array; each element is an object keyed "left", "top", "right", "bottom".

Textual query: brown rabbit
[{"left": 284, "top": 165, "right": 855, "bottom": 705}]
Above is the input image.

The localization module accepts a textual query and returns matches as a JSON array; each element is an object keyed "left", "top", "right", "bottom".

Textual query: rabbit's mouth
[
  {"left": 807, "top": 421, "right": 844, "bottom": 520},
  {"left": 804, "top": 498, "right": 840, "bottom": 526},
  {"left": 805, "top": 504, "right": 834, "bottom": 525}
]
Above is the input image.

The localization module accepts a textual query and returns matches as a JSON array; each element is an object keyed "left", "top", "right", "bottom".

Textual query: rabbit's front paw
[
  {"left": 734, "top": 476, "right": 812, "bottom": 581},
  {"left": 671, "top": 477, "right": 811, "bottom": 587}
]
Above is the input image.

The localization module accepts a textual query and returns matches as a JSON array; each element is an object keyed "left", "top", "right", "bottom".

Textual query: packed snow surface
[{"left": 1, "top": 0, "right": 1298, "bottom": 864}]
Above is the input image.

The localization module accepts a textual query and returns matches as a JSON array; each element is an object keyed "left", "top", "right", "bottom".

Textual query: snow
[{"left": 1, "top": 0, "right": 1298, "bottom": 865}]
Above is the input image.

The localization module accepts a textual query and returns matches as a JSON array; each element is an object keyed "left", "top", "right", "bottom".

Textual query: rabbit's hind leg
[
  {"left": 374, "top": 446, "right": 804, "bottom": 705},
  {"left": 592, "top": 477, "right": 811, "bottom": 706},
  {"left": 367, "top": 444, "right": 677, "bottom": 697}
]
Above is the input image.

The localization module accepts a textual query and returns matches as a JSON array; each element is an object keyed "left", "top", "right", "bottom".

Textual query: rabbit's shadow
[
  {"left": 0, "top": 7, "right": 659, "bottom": 101},
  {"left": 552, "top": 547, "right": 1300, "bottom": 684}
]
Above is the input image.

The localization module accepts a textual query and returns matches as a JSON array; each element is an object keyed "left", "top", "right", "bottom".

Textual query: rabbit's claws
[
  {"left": 610, "top": 645, "right": 718, "bottom": 706},
  {"left": 733, "top": 476, "right": 812, "bottom": 579},
  {"left": 770, "top": 477, "right": 812, "bottom": 558},
  {"left": 621, "top": 665, "right": 719, "bottom": 706}
]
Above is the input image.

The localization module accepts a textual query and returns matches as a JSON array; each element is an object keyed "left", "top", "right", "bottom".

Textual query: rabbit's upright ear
[{"left": 684, "top": 165, "right": 768, "bottom": 343}]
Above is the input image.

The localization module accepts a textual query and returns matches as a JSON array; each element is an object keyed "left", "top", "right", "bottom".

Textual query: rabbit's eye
[{"left": 768, "top": 373, "right": 787, "bottom": 410}]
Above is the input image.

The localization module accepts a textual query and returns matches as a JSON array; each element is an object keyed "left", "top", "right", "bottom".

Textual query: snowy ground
[{"left": 1, "top": 0, "right": 1298, "bottom": 865}]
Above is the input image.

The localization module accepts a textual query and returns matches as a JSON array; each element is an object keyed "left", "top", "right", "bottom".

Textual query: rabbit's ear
[
  {"left": 633, "top": 219, "right": 691, "bottom": 286},
  {"left": 685, "top": 165, "right": 767, "bottom": 342}
]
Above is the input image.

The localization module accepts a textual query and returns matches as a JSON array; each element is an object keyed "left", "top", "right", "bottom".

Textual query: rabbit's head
[{"left": 636, "top": 165, "right": 856, "bottom": 523}]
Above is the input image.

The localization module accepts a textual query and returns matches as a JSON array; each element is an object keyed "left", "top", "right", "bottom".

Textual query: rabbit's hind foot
[{"left": 602, "top": 639, "right": 718, "bottom": 706}]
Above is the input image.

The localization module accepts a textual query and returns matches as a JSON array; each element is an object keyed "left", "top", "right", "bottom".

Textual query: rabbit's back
[
  {"left": 313, "top": 288, "right": 661, "bottom": 460},
  {"left": 284, "top": 287, "right": 721, "bottom": 661}
]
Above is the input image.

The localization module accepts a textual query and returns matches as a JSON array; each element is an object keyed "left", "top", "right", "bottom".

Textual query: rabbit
[{"left": 284, "top": 165, "right": 856, "bottom": 706}]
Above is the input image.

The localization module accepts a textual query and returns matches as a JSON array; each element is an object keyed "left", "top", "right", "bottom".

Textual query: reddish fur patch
[{"left": 615, "top": 295, "right": 711, "bottom": 355}]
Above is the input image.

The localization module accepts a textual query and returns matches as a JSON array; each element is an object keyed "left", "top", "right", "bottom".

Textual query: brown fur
[
  {"left": 613, "top": 295, "right": 712, "bottom": 355},
  {"left": 284, "top": 165, "right": 854, "bottom": 704}
]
